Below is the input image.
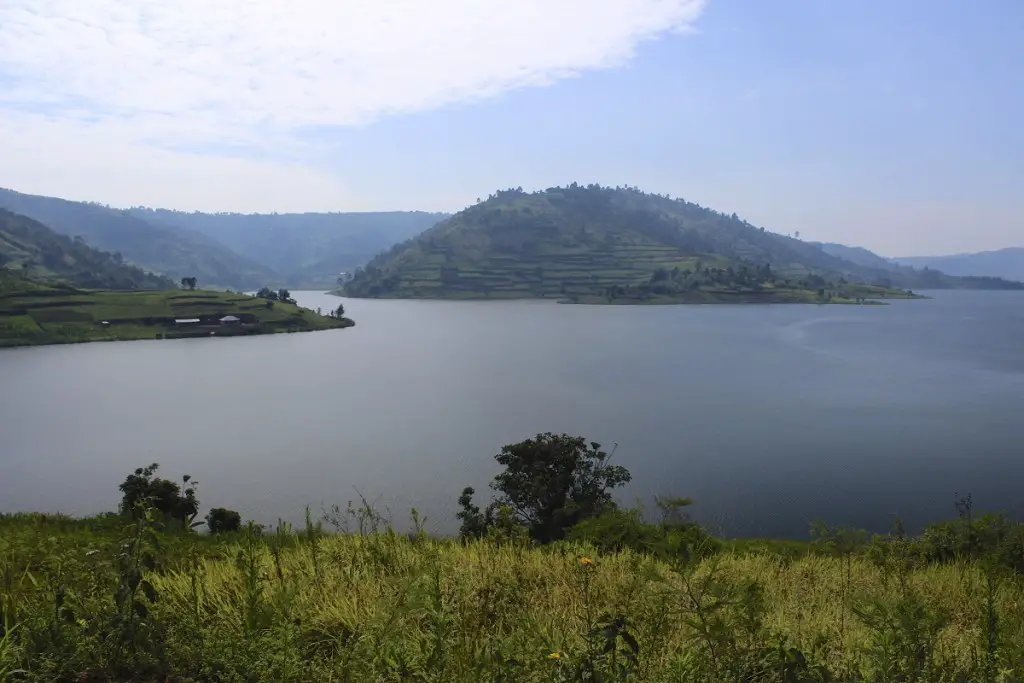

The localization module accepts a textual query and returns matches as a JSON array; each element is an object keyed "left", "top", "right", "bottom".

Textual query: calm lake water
[{"left": 2, "top": 290, "right": 1023, "bottom": 537}]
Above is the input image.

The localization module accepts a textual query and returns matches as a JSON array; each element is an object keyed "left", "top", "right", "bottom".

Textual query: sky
[{"left": 0, "top": 0, "right": 1021, "bottom": 256}]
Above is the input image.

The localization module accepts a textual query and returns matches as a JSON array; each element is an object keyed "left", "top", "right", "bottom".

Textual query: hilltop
[
  {"left": 342, "top": 185, "right": 1021, "bottom": 304},
  {"left": 1, "top": 209, "right": 173, "bottom": 290}
]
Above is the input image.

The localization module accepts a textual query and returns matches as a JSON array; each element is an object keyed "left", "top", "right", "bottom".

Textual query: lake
[{"left": 1, "top": 290, "right": 1022, "bottom": 538}]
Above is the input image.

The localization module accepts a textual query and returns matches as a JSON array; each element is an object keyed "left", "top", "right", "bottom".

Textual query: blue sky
[{"left": 0, "top": 0, "right": 1020, "bottom": 255}]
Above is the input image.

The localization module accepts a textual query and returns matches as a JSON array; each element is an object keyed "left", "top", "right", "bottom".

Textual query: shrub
[
  {"left": 567, "top": 506, "right": 719, "bottom": 560},
  {"left": 118, "top": 463, "right": 198, "bottom": 529},
  {"left": 205, "top": 508, "right": 242, "bottom": 534}
]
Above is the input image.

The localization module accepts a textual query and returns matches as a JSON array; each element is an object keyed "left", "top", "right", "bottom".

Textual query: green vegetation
[
  {"left": 0, "top": 275, "right": 353, "bottom": 347},
  {"left": 0, "top": 188, "right": 278, "bottom": 291},
  {"left": 1, "top": 434, "right": 1023, "bottom": 681},
  {"left": 1, "top": 210, "right": 172, "bottom": 290},
  {"left": 343, "top": 185, "right": 1022, "bottom": 304}
]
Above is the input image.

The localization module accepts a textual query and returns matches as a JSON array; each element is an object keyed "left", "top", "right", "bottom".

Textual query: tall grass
[{"left": 1, "top": 511, "right": 1022, "bottom": 681}]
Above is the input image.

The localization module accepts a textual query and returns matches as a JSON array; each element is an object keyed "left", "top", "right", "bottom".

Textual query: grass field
[
  {"left": 1, "top": 511, "right": 1022, "bottom": 682},
  {"left": 0, "top": 282, "right": 353, "bottom": 347}
]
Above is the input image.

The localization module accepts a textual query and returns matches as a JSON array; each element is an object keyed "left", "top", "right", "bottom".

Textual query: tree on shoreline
[{"left": 459, "top": 433, "right": 631, "bottom": 542}]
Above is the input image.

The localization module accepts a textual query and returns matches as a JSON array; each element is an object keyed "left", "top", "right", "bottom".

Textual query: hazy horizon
[{"left": 1, "top": 1, "right": 1021, "bottom": 257}]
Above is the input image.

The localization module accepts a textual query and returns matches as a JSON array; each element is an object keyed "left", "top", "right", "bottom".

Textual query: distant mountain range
[
  {"left": 0, "top": 188, "right": 446, "bottom": 290},
  {"left": 127, "top": 207, "right": 447, "bottom": 287},
  {"left": 343, "top": 185, "right": 1023, "bottom": 302},
  {"left": 816, "top": 242, "right": 1024, "bottom": 285},
  {"left": 893, "top": 249, "right": 1024, "bottom": 284},
  {"left": 1, "top": 209, "right": 173, "bottom": 290},
  {"left": 2, "top": 185, "right": 1020, "bottom": 295}
]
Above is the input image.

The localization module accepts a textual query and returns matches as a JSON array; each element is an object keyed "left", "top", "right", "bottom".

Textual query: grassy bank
[
  {"left": 0, "top": 282, "right": 353, "bottom": 347},
  {"left": 1, "top": 510, "right": 1022, "bottom": 682}
]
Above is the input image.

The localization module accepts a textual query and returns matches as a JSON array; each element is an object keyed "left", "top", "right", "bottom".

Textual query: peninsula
[{"left": 0, "top": 209, "right": 352, "bottom": 347}]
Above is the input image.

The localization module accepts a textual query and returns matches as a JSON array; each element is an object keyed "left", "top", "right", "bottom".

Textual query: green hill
[
  {"left": 128, "top": 207, "right": 449, "bottom": 287},
  {"left": 0, "top": 209, "right": 173, "bottom": 290},
  {"left": 813, "top": 242, "right": 898, "bottom": 270},
  {"left": 0, "top": 188, "right": 278, "bottom": 290},
  {"left": 0, "top": 273, "right": 352, "bottom": 347},
  {"left": 343, "top": 185, "right": 1021, "bottom": 304}
]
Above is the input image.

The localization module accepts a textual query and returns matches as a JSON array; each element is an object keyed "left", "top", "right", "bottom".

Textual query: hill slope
[
  {"left": 0, "top": 188, "right": 278, "bottom": 290},
  {"left": 343, "top": 185, "right": 1021, "bottom": 303},
  {"left": 1, "top": 209, "right": 173, "bottom": 289},
  {"left": 128, "top": 208, "right": 449, "bottom": 287},
  {"left": 0, "top": 274, "right": 352, "bottom": 347},
  {"left": 894, "top": 248, "right": 1024, "bottom": 283},
  {"left": 814, "top": 242, "right": 897, "bottom": 270}
]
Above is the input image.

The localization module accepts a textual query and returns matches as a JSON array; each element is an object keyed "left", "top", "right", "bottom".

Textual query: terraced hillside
[{"left": 343, "top": 185, "right": 1015, "bottom": 303}]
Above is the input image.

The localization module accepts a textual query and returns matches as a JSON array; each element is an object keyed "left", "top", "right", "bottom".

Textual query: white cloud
[
  {"left": 0, "top": 0, "right": 705, "bottom": 209},
  {"left": 0, "top": 0, "right": 706, "bottom": 143}
]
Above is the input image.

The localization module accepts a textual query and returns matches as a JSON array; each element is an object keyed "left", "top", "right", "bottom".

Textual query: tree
[
  {"left": 118, "top": 463, "right": 199, "bottom": 529},
  {"left": 256, "top": 286, "right": 278, "bottom": 300},
  {"left": 180, "top": 277, "right": 197, "bottom": 290},
  {"left": 334, "top": 303, "right": 345, "bottom": 318},
  {"left": 471, "top": 433, "right": 632, "bottom": 543},
  {"left": 206, "top": 507, "right": 242, "bottom": 534},
  {"left": 277, "top": 288, "right": 292, "bottom": 303}
]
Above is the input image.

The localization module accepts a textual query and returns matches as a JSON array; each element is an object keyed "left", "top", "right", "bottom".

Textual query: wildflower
[
  {"left": 579, "top": 556, "right": 593, "bottom": 565},
  {"left": 547, "top": 651, "right": 562, "bottom": 660}
]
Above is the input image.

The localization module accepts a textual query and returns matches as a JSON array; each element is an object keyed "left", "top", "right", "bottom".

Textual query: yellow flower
[
  {"left": 547, "top": 652, "right": 562, "bottom": 660},
  {"left": 579, "top": 556, "right": 593, "bottom": 565}
]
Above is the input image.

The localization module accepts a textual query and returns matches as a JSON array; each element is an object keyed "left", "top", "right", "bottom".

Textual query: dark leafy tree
[
  {"left": 118, "top": 463, "right": 199, "bottom": 529},
  {"left": 473, "top": 433, "right": 632, "bottom": 543},
  {"left": 457, "top": 487, "right": 489, "bottom": 539},
  {"left": 180, "top": 276, "right": 197, "bottom": 290},
  {"left": 206, "top": 508, "right": 242, "bottom": 534},
  {"left": 277, "top": 288, "right": 292, "bottom": 303},
  {"left": 256, "top": 286, "right": 278, "bottom": 300}
]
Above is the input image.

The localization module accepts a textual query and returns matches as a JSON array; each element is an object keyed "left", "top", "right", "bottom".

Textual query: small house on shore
[{"left": 219, "top": 315, "right": 241, "bottom": 325}]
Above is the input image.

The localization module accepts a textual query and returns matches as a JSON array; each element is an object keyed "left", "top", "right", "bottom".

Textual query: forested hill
[
  {"left": 0, "top": 210, "right": 173, "bottom": 290},
  {"left": 0, "top": 188, "right": 277, "bottom": 290},
  {"left": 128, "top": 208, "right": 449, "bottom": 287},
  {"left": 343, "top": 185, "right": 1023, "bottom": 302}
]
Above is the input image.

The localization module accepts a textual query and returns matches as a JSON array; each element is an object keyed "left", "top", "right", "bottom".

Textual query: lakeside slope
[{"left": 0, "top": 277, "right": 352, "bottom": 347}]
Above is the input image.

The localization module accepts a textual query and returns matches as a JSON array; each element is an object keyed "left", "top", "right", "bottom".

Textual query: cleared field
[{"left": 0, "top": 282, "right": 352, "bottom": 347}]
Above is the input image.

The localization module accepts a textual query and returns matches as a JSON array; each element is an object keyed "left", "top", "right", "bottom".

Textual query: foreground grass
[
  {"left": 0, "top": 283, "right": 352, "bottom": 347},
  {"left": 1, "top": 513, "right": 1022, "bottom": 681}
]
